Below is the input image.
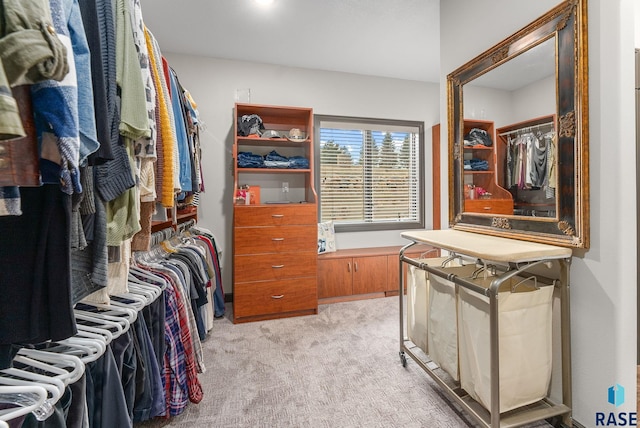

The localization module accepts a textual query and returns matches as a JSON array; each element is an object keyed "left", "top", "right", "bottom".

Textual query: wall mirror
[{"left": 447, "top": 0, "right": 589, "bottom": 248}]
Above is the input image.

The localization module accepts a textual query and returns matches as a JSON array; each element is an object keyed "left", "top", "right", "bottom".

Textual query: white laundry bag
[
  {"left": 428, "top": 263, "right": 479, "bottom": 381},
  {"left": 407, "top": 256, "right": 454, "bottom": 355},
  {"left": 457, "top": 276, "right": 554, "bottom": 413},
  {"left": 407, "top": 264, "right": 429, "bottom": 354}
]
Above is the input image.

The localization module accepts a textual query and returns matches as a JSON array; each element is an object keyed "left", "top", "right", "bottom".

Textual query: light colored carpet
[{"left": 136, "top": 297, "right": 552, "bottom": 428}]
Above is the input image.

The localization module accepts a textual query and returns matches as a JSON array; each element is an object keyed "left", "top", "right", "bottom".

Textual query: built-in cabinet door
[
  {"left": 387, "top": 254, "right": 401, "bottom": 294},
  {"left": 352, "top": 255, "right": 387, "bottom": 295},
  {"left": 317, "top": 258, "right": 352, "bottom": 299},
  {"left": 387, "top": 251, "right": 438, "bottom": 294}
]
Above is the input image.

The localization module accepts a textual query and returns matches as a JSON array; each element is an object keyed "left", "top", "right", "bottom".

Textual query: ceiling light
[{"left": 255, "top": 0, "right": 274, "bottom": 5}]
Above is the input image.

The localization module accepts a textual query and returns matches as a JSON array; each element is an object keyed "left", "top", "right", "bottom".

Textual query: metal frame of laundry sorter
[{"left": 398, "top": 232, "right": 573, "bottom": 428}]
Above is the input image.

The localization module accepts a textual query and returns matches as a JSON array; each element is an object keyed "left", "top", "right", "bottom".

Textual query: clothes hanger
[
  {"left": 0, "top": 385, "right": 48, "bottom": 423},
  {"left": 74, "top": 304, "right": 130, "bottom": 343},
  {"left": 126, "top": 281, "right": 160, "bottom": 302},
  {"left": 0, "top": 367, "right": 65, "bottom": 395},
  {"left": 11, "top": 352, "right": 84, "bottom": 386},
  {"left": 440, "top": 252, "right": 465, "bottom": 267},
  {"left": 418, "top": 248, "right": 439, "bottom": 259},
  {"left": 77, "top": 300, "right": 138, "bottom": 325},
  {"left": 20, "top": 350, "right": 85, "bottom": 384},
  {"left": 69, "top": 327, "right": 108, "bottom": 348},
  {"left": 129, "top": 263, "right": 164, "bottom": 279},
  {"left": 76, "top": 309, "right": 133, "bottom": 338},
  {"left": 74, "top": 311, "right": 126, "bottom": 340},
  {"left": 510, "top": 274, "right": 539, "bottom": 292},
  {"left": 160, "top": 240, "right": 178, "bottom": 254},
  {"left": 75, "top": 323, "right": 114, "bottom": 345},
  {"left": 129, "top": 266, "right": 168, "bottom": 290},
  {"left": 71, "top": 326, "right": 108, "bottom": 351},
  {"left": 110, "top": 293, "right": 148, "bottom": 311},
  {"left": 45, "top": 337, "right": 104, "bottom": 364},
  {"left": 125, "top": 284, "right": 160, "bottom": 307},
  {"left": 0, "top": 368, "right": 64, "bottom": 421},
  {"left": 127, "top": 277, "right": 164, "bottom": 300},
  {"left": 95, "top": 304, "right": 138, "bottom": 325}
]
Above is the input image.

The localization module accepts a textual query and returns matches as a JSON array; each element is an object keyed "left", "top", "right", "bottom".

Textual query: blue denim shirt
[
  {"left": 68, "top": 0, "right": 99, "bottom": 165},
  {"left": 168, "top": 68, "right": 192, "bottom": 192}
]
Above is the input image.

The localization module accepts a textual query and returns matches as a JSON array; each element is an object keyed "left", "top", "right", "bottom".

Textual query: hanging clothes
[
  {"left": 506, "top": 131, "right": 553, "bottom": 190},
  {"left": 0, "top": 1, "right": 210, "bottom": 426},
  {"left": 145, "top": 27, "right": 176, "bottom": 207},
  {"left": 191, "top": 228, "right": 225, "bottom": 319},
  {"left": 544, "top": 132, "right": 557, "bottom": 198},
  {"left": 0, "top": 185, "right": 76, "bottom": 370}
]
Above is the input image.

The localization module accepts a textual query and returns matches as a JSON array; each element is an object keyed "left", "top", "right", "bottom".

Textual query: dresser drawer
[
  {"left": 234, "top": 277, "right": 317, "bottom": 318},
  {"left": 464, "top": 198, "right": 513, "bottom": 215},
  {"left": 234, "top": 252, "right": 317, "bottom": 283},
  {"left": 234, "top": 225, "right": 316, "bottom": 255},
  {"left": 234, "top": 204, "right": 317, "bottom": 227}
]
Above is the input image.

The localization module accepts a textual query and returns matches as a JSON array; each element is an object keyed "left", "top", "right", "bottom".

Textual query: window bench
[{"left": 317, "top": 244, "right": 436, "bottom": 304}]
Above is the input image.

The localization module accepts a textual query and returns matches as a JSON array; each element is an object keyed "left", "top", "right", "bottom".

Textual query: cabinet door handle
[
  {"left": 347, "top": 262, "right": 351, "bottom": 272},
  {"left": 271, "top": 294, "right": 284, "bottom": 299},
  {"left": 354, "top": 262, "right": 358, "bottom": 272},
  {"left": 272, "top": 265, "right": 285, "bottom": 269},
  {"left": 272, "top": 238, "right": 285, "bottom": 241},
  {"left": 271, "top": 214, "right": 284, "bottom": 218}
]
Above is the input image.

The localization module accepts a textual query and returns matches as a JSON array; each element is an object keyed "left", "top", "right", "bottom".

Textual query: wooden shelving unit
[{"left": 232, "top": 103, "right": 318, "bottom": 323}]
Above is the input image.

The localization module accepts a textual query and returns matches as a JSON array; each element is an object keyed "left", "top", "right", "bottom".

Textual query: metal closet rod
[{"left": 498, "top": 121, "right": 555, "bottom": 137}]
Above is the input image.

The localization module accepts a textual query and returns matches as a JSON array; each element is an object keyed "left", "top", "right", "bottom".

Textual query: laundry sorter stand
[{"left": 398, "top": 229, "right": 573, "bottom": 428}]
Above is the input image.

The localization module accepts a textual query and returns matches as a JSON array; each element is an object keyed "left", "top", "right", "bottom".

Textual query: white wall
[
  {"left": 510, "top": 76, "right": 556, "bottom": 124},
  {"left": 636, "top": 0, "right": 640, "bottom": 48},
  {"left": 463, "top": 86, "right": 512, "bottom": 125},
  {"left": 163, "top": 53, "right": 439, "bottom": 292},
  {"left": 464, "top": 78, "right": 556, "bottom": 130},
  {"left": 441, "top": 0, "right": 637, "bottom": 426}
]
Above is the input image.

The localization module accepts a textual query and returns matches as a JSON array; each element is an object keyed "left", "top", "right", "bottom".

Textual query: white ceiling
[{"left": 139, "top": 0, "right": 441, "bottom": 83}]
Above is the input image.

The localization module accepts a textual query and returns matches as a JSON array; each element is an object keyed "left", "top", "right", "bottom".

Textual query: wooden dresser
[{"left": 233, "top": 204, "right": 318, "bottom": 322}]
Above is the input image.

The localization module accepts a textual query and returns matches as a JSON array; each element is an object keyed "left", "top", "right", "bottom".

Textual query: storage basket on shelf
[{"left": 457, "top": 274, "right": 554, "bottom": 413}]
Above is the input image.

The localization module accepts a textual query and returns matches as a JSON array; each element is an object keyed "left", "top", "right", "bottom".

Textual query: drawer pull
[
  {"left": 272, "top": 264, "right": 285, "bottom": 269},
  {"left": 271, "top": 214, "right": 284, "bottom": 218},
  {"left": 483, "top": 207, "right": 491, "bottom": 210},
  {"left": 271, "top": 238, "right": 285, "bottom": 241},
  {"left": 271, "top": 295, "right": 284, "bottom": 299}
]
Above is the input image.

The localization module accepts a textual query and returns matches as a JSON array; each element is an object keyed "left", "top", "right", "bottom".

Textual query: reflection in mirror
[{"left": 462, "top": 38, "right": 557, "bottom": 218}]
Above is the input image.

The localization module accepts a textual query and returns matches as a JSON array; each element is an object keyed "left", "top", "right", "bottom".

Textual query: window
[{"left": 314, "top": 115, "right": 424, "bottom": 232}]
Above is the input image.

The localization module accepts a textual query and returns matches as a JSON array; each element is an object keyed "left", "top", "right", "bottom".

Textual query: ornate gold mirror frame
[{"left": 448, "top": 0, "right": 589, "bottom": 248}]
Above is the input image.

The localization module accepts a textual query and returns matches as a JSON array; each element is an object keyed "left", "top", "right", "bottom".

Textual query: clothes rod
[{"left": 498, "top": 121, "right": 555, "bottom": 137}]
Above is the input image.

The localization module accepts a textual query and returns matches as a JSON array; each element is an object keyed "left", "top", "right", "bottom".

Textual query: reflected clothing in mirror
[
  {"left": 464, "top": 128, "right": 493, "bottom": 147},
  {"left": 505, "top": 132, "right": 555, "bottom": 191}
]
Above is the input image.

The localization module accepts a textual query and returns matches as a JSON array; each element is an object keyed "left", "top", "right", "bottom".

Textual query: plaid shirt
[
  {"left": 162, "top": 261, "right": 206, "bottom": 373},
  {"left": 161, "top": 267, "right": 204, "bottom": 404},
  {"left": 158, "top": 271, "right": 189, "bottom": 416}
]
